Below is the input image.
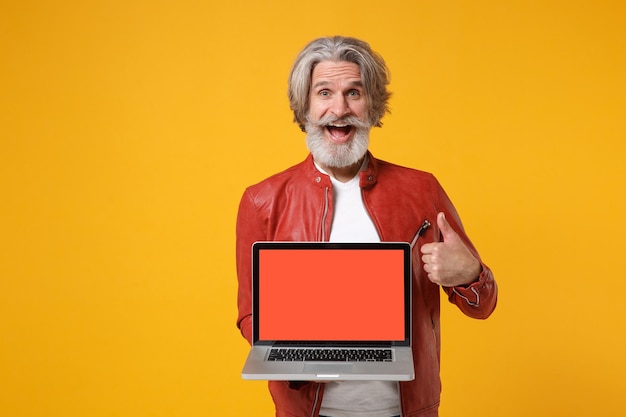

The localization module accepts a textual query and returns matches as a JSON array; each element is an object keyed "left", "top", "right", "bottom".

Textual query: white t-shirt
[{"left": 316, "top": 160, "right": 401, "bottom": 417}]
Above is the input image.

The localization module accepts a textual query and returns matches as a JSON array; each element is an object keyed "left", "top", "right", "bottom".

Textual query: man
[{"left": 236, "top": 36, "right": 498, "bottom": 417}]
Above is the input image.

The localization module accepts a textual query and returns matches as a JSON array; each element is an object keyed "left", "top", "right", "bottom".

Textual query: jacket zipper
[
  {"left": 310, "top": 383, "right": 322, "bottom": 417},
  {"left": 321, "top": 186, "right": 330, "bottom": 242}
]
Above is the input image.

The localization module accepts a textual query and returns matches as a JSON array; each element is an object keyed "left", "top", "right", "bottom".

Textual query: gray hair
[{"left": 288, "top": 36, "right": 391, "bottom": 131}]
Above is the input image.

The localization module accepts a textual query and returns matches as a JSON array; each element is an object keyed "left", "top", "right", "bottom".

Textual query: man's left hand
[{"left": 420, "top": 212, "right": 482, "bottom": 287}]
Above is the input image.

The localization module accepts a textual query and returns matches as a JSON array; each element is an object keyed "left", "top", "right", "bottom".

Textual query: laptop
[{"left": 241, "top": 241, "right": 414, "bottom": 381}]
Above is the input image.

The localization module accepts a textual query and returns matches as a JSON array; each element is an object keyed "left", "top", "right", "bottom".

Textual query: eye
[
  {"left": 318, "top": 89, "right": 331, "bottom": 97},
  {"left": 347, "top": 89, "right": 361, "bottom": 98}
]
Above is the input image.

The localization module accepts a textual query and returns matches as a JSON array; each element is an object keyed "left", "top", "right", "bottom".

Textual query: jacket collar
[{"left": 304, "top": 151, "right": 379, "bottom": 189}]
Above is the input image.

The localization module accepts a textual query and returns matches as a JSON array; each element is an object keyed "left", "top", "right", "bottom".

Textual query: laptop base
[{"left": 242, "top": 346, "right": 414, "bottom": 381}]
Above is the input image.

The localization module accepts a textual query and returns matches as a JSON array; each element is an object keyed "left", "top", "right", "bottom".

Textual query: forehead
[{"left": 311, "top": 61, "right": 362, "bottom": 87}]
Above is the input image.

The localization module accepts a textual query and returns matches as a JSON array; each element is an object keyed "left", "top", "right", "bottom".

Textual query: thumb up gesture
[{"left": 420, "top": 212, "right": 482, "bottom": 287}]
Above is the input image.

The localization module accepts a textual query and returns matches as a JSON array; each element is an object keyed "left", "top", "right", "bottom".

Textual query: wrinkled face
[{"left": 305, "top": 61, "right": 372, "bottom": 168}]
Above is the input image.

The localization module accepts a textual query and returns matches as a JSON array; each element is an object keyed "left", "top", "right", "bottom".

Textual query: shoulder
[
  {"left": 243, "top": 155, "right": 315, "bottom": 197},
  {"left": 372, "top": 156, "right": 439, "bottom": 185}
]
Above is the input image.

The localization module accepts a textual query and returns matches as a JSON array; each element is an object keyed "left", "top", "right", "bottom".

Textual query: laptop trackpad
[{"left": 304, "top": 363, "right": 353, "bottom": 375}]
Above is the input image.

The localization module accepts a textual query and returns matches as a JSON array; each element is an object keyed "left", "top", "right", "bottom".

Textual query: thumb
[{"left": 437, "top": 212, "right": 456, "bottom": 241}]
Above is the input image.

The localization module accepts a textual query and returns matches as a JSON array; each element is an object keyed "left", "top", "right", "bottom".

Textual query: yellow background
[{"left": 2, "top": 0, "right": 625, "bottom": 416}]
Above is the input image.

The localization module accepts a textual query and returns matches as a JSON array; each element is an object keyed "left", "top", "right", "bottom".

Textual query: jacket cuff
[{"left": 450, "top": 268, "right": 488, "bottom": 307}]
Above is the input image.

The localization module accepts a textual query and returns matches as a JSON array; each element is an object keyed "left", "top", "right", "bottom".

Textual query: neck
[{"left": 316, "top": 157, "right": 365, "bottom": 183}]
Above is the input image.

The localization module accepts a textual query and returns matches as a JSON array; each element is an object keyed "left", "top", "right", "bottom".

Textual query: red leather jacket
[{"left": 236, "top": 152, "right": 498, "bottom": 417}]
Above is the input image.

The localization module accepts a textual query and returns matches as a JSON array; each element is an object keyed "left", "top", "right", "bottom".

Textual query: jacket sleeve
[
  {"left": 435, "top": 180, "right": 498, "bottom": 319},
  {"left": 236, "top": 184, "right": 316, "bottom": 392},
  {"left": 443, "top": 264, "right": 498, "bottom": 319},
  {"left": 235, "top": 187, "right": 265, "bottom": 345}
]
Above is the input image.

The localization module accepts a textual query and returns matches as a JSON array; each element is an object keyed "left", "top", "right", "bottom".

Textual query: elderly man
[{"left": 236, "top": 36, "right": 498, "bottom": 417}]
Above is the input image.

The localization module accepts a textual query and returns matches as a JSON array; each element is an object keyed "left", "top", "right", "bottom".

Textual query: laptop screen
[{"left": 252, "top": 242, "right": 411, "bottom": 343}]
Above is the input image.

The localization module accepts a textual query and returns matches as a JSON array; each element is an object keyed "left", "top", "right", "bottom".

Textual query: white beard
[{"left": 305, "top": 115, "right": 371, "bottom": 168}]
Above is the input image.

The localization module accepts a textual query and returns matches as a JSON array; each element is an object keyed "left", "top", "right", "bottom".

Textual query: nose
[{"left": 330, "top": 95, "right": 351, "bottom": 118}]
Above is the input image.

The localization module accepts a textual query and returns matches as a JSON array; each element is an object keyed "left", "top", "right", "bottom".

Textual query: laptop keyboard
[{"left": 267, "top": 348, "right": 393, "bottom": 362}]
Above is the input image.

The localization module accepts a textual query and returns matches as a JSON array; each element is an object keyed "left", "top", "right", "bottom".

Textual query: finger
[
  {"left": 437, "top": 212, "right": 457, "bottom": 242},
  {"left": 420, "top": 242, "right": 434, "bottom": 254},
  {"left": 424, "top": 265, "right": 440, "bottom": 284}
]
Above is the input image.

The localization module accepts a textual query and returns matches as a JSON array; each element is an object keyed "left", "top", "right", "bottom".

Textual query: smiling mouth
[{"left": 326, "top": 124, "right": 354, "bottom": 142}]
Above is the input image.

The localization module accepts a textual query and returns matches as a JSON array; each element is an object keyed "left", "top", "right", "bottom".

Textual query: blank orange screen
[{"left": 258, "top": 249, "right": 406, "bottom": 341}]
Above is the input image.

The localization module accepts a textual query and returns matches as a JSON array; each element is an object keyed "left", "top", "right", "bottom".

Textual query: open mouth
[{"left": 325, "top": 124, "right": 354, "bottom": 142}]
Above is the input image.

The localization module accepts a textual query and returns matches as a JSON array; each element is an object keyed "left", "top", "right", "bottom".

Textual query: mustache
[{"left": 307, "top": 114, "right": 371, "bottom": 130}]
